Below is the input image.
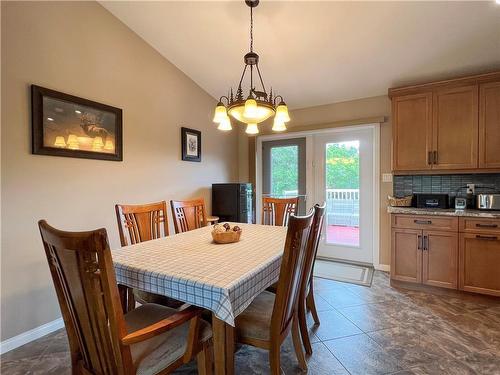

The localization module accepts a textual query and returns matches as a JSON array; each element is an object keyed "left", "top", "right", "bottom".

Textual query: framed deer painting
[{"left": 31, "top": 85, "right": 123, "bottom": 161}]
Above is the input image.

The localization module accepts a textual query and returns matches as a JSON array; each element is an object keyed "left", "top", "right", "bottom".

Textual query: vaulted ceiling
[{"left": 101, "top": 1, "right": 500, "bottom": 109}]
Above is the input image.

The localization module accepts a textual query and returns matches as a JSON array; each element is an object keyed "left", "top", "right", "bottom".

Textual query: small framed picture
[
  {"left": 31, "top": 85, "right": 123, "bottom": 161},
  {"left": 181, "top": 127, "right": 201, "bottom": 162}
]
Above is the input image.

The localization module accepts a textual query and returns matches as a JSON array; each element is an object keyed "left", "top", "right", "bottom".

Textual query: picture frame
[
  {"left": 31, "top": 85, "right": 123, "bottom": 161},
  {"left": 181, "top": 127, "right": 201, "bottom": 162}
]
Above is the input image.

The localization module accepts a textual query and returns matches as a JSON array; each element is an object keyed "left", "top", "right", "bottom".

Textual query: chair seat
[
  {"left": 133, "top": 289, "right": 185, "bottom": 309},
  {"left": 125, "top": 304, "right": 212, "bottom": 375},
  {"left": 235, "top": 291, "right": 275, "bottom": 342}
]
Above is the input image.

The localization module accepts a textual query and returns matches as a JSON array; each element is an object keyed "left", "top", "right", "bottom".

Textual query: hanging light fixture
[{"left": 213, "top": 0, "right": 290, "bottom": 135}]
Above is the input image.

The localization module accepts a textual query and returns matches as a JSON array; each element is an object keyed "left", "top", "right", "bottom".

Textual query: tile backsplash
[{"left": 393, "top": 174, "right": 500, "bottom": 198}]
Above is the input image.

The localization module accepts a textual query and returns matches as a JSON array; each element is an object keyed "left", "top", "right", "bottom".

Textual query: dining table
[{"left": 112, "top": 222, "right": 288, "bottom": 375}]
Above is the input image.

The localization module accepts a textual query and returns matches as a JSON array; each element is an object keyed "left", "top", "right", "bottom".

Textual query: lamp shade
[
  {"left": 245, "top": 123, "right": 259, "bottom": 135},
  {"left": 272, "top": 118, "right": 287, "bottom": 132},
  {"left": 243, "top": 98, "right": 258, "bottom": 119},
  {"left": 275, "top": 103, "right": 290, "bottom": 122},
  {"left": 217, "top": 116, "right": 232, "bottom": 131},
  {"left": 54, "top": 136, "right": 66, "bottom": 148},
  {"left": 67, "top": 134, "right": 79, "bottom": 150},
  {"left": 213, "top": 103, "right": 227, "bottom": 123}
]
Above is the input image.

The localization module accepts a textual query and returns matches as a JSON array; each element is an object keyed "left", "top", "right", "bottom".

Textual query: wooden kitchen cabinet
[
  {"left": 391, "top": 215, "right": 458, "bottom": 289},
  {"left": 431, "top": 85, "right": 478, "bottom": 170},
  {"left": 389, "top": 71, "right": 500, "bottom": 173},
  {"left": 479, "top": 81, "right": 500, "bottom": 169},
  {"left": 459, "top": 233, "right": 500, "bottom": 297},
  {"left": 391, "top": 228, "right": 422, "bottom": 283},
  {"left": 422, "top": 230, "right": 458, "bottom": 289},
  {"left": 392, "top": 93, "right": 432, "bottom": 171}
]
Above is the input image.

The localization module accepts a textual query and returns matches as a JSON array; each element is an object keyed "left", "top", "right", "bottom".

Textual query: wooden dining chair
[
  {"left": 38, "top": 220, "right": 213, "bottom": 375},
  {"left": 261, "top": 197, "right": 299, "bottom": 226},
  {"left": 170, "top": 198, "right": 207, "bottom": 234},
  {"left": 234, "top": 211, "right": 314, "bottom": 374},
  {"left": 297, "top": 202, "right": 326, "bottom": 355},
  {"left": 115, "top": 201, "right": 183, "bottom": 310}
]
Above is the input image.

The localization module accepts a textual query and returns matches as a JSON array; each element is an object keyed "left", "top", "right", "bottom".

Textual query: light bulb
[
  {"left": 272, "top": 118, "right": 287, "bottom": 132},
  {"left": 243, "top": 98, "right": 258, "bottom": 119},
  {"left": 497, "top": 0, "right": 500, "bottom": 5},
  {"left": 217, "top": 116, "right": 232, "bottom": 131},
  {"left": 245, "top": 123, "right": 259, "bottom": 135},
  {"left": 213, "top": 103, "right": 227, "bottom": 123},
  {"left": 275, "top": 102, "right": 290, "bottom": 122}
]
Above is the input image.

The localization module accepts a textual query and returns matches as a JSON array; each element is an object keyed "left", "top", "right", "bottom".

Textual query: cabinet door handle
[
  {"left": 414, "top": 219, "right": 432, "bottom": 225},
  {"left": 433, "top": 151, "right": 438, "bottom": 164},
  {"left": 417, "top": 235, "right": 422, "bottom": 250},
  {"left": 428, "top": 151, "right": 433, "bottom": 165},
  {"left": 423, "top": 235, "right": 429, "bottom": 250},
  {"left": 475, "top": 223, "right": 498, "bottom": 228},
  {"left": 475, "top": 235, "right": 498, "bottom": 241}
]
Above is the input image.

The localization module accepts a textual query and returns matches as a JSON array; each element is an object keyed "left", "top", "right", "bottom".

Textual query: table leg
[{"left": 212, "top": 315, "right": 235, "bottom": 375}]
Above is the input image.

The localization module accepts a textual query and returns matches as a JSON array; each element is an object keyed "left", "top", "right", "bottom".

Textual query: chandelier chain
[{"left": 250, "top": 6, "right": 253, "bottom": 52}]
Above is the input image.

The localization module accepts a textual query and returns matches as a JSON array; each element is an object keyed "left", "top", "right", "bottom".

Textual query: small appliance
[
  {"left": 455, "top": 197, "right": 467, "bottom": 210},
  {"left": 476, "top": 194, "right": 500, "bottom": 210},
  {"left": 414, "top": 193, "right": 449, "bottom": 209}
]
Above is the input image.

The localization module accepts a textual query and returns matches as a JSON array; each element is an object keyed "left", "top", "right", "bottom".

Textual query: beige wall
[
  {"left": 1, "top": 1, "right": 238, "bottom": 341},
  {"left": 239, "top": 95, "right": 393, "bottom": 266}
]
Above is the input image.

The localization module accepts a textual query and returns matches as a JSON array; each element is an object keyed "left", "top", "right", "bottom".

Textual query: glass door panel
[
  {"left": 262, "top": 138, "right": 306, "bottom": 214},
  {"left": 325, "top": 141, "right": 360, "bottom": 247}
]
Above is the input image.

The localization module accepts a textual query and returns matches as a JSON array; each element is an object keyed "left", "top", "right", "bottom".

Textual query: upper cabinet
[
  {"left": 432, "top": 85, "right": 478, "bottom": 170},
  {"left": 479, "top": 81, "right": 500, "bottom": 169},
  {"left": 392, "top": 93, "right": 432, "bottom": 171},
  {"left": 389, "top": 72, "right": 500, "bottom": 174}
]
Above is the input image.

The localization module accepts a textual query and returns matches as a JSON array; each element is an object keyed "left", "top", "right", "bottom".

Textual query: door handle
[
  {"left": 417, "top": 235, "right": 422, "bottom": 250},
  {"left": 433, "top": 151, "right": 438, "bottom": 164},
  {"left": 475, "top": 223, "right": 498, "bottom": 228},
  {"left": 414, "top": 219, "right": 432, "bottom": 225},
  {"left": 475, "top": 235, "right": 498, "bottom": 241},
  {"left": 422, "top": 235, "right": 429, "bottom": 251},
  {"left": 428, "top": 151, "right": 433, "bottom": 165}
]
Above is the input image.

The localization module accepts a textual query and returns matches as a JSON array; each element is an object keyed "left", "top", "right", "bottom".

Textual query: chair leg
[
  {"left": 306, "top": 287, "right": 320, "bottom": 326},
  {"left": 269, "top": 343, "right": 282, "bottom": 375},
  {"left": 299, "top": 300, "right": 313, "bottom": 356},
  {"left": 292, "top": 316, "right": 307, "bottom": 371},
  {"left": 197, "top": 341, "right": 213, "bottom": 375}
]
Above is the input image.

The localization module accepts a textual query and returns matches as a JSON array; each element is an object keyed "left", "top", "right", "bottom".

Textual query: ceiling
[{"left": 101, "top": 1, "right": 500, "bottom": 109}]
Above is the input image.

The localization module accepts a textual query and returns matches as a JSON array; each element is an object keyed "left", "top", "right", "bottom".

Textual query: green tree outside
[{"left": 270, "top": 142, "right": 360, "bottom": 195}]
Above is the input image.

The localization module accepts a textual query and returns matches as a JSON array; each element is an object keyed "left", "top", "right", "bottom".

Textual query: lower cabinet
[
  {"left": 392, "top": 214, "right": 500, "bottom": 296},
  {"left": 459, "top": 233, "right": 500, "bottom": 297},
  {"left": 422, "top": 230, "right": 458, "bottom": 289},
  {"left": 391, "top": 225, "right": 458, "bottom": 289},
  {"left": 391, "top": 228, "right": 422, "bottom": 283}
]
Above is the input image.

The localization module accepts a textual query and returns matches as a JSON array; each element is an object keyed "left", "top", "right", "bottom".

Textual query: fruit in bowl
[{"left": 211, "top": 223, "right": 242, "bottom": 244}]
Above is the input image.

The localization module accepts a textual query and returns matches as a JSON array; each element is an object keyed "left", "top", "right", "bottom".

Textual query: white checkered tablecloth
[{"left": 112, "top": 223, "right": 287, "bottom": 326}]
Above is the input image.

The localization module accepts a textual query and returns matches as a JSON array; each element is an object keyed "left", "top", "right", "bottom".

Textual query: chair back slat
[
  {"left": 170, "top": 198, "right": 207, "bottom": 234},
  {"left": 115, "top": 201, "right": 169, "bottom": 246},
  {"left": 38, "top": 221, "right": 129, "bottom": 375},
  {"left": 271, "top": 211, "right": 314, "bottom": 336},
  {"left": 300, "top": 203, "right": 326, "bottom": 299},
  {"left": 262, "top": 197, "right": 299, "bottom": 226}
]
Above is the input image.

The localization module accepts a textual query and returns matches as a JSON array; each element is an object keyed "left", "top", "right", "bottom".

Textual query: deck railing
[{"left": 281, "top": 188, "right": 359, "bottom": 227}]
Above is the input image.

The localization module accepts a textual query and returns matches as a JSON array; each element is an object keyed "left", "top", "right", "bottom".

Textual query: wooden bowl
[{"left": 211, "top": 230, "right": 242, "bottom": 244}]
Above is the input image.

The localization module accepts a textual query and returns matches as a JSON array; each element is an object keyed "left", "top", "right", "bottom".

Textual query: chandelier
[{"left": 213, "top": 0, "right": 290, "bottom": 135}]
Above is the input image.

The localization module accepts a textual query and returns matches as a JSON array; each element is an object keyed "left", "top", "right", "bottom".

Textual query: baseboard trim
[
  {"left": 0, "top": 317, "right": 64, "bottom": 355},
  {"left": 374, "top": 264, "right": 390, "bottom": 272}
]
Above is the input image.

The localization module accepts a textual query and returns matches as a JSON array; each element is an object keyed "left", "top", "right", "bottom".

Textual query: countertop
[{"left": 387, "top": 206, "right": 500, "bottom": 218}]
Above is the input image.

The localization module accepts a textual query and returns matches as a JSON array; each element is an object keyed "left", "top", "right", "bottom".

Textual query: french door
[{"left": 314, "top": 128, "right": 374, "bottom": 264}]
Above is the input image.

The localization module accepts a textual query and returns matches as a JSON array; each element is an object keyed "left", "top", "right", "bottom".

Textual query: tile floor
[{"left": 1, "top": 271, "right": 499, "bottom": 375}]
